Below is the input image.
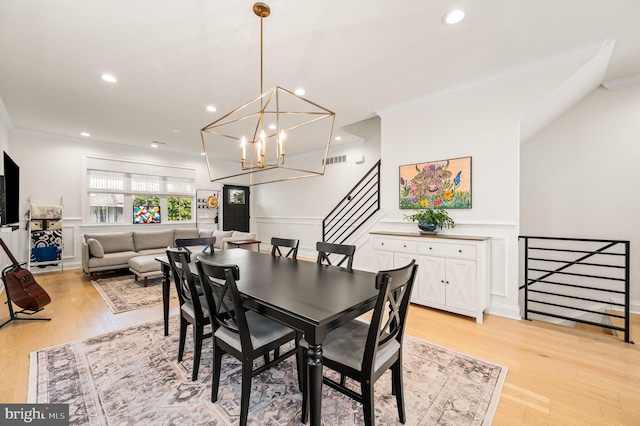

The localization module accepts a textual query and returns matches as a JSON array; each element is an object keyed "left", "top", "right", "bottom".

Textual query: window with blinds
[{"left": 86, "top": 156, "right": 196, "bottom": 223}]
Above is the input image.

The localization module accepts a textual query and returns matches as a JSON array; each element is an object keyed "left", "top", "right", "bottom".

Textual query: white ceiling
[{"left": 1, "top": 0, "right": 639, "bottom": 156}]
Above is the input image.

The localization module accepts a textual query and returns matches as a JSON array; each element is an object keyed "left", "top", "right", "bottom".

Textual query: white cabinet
[{"left": 371, "top": 232, "right": 490, "bottom": 324}]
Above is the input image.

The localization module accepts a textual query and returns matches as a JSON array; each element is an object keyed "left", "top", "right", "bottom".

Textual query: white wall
[
  {"left": 8, "top": 130, "right": 220, "bottom": 267},
  {"left": 377, "top": 94, "right": 519, "bottom": 318},
  {"left": 251, "top": 116, "right": 382, "bottom": 257},
  {"left": 0, "top": 116, "right": 8, "bottom": 169},
  {"left": 521, "top": 84, "right": 640, "bottom": 311}
]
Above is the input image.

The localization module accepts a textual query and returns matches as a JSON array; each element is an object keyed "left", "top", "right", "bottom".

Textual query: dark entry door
[{"left": 222, "top": 185, "right": 250, "bottom": 232}]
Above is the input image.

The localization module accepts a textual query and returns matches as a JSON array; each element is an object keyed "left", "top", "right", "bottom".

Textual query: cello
[{"left": 0, "top": 237, "right": 51, "bottom": 327}]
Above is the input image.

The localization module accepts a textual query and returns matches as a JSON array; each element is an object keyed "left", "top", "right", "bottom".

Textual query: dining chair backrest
[
  {"left": 270, "top": 237, "right": 299, "bottom": 259},
  {"left": 175, "top": 237, "right": 216, "bottom": 260},
  {"left": 364, "top": 260, "right": 418, "bottom": 371},
  {"left": 316, "top": 241, "right": 356, "bottom": 271},
  {"left": 195, "top": 258, "right": 253, "bottom": 350},
  {"left": 166, "top": 247, "right": 206, "bottom": 316}
]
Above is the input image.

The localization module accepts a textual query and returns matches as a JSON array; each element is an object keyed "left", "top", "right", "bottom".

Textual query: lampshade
[{"left": 200, "top": 2, "right": 335, "bottom": 186}]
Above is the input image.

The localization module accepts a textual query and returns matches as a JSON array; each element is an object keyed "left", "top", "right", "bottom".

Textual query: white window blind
[{"left": 87, "top": 156, "right": 195, "bottom": 196}]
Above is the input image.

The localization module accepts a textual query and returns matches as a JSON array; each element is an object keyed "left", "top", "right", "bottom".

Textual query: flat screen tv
[{"left": 2, "top": 152, "right": 20, "bottom": 225}]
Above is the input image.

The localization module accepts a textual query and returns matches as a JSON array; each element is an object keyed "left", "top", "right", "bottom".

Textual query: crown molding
[
  {"left": 601, "top": 73, "right": 640, "bottom": 90},
  {"left": 376, "top": 38, "right": 612, "bottom": 116}
]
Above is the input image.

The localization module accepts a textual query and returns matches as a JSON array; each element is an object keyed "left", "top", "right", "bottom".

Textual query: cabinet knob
[
  {"left": 459, "top": 249, "right": 462, "bottom": 253},
  {"left": 429, "top": 247, "right": 432, "bottom": 250},
  {"left": 403, "top": 244, "right": 406, "bottom": 247},
  {"left": 440, "top": 280, "right": 444, "bottom": 283},
  {"left": 446, "top": 281, "right": 450, "bottom": 284}
]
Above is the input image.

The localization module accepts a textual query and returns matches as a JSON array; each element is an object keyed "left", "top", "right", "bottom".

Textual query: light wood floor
[{"left": 1, "top": 268, "right": 639, "bottom": 425}]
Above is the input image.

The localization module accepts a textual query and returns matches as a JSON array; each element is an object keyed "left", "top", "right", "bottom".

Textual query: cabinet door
[
  {"left": 445, "top": 258, "right": 476, "bottom": 312},
  {"left": 393, "top": 253, "right": 419, "bottom": 301},
  {"left": 372, "top": 249, "right": 394, "bottom": 271},
  {"left": 417, "top": 256, "right": 446, "bottom": 305}
]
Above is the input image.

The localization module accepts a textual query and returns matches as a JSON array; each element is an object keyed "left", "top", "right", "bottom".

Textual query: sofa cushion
[
  {"left": 86, "top": 238, "right": 104, "bottom": 258},
  {"left": 87, "top": 251, "right": 138, "bottom": 268},
  {"left": 212, "top": 230, "right": 233, "bottom": 249},
  {"left": 231, "top": 231, "right": 255, "bottom": 239},
  {"left": 133, "top": 229, "right": 174, "bottom": 252},
  {"left": 199, "top": 229, "right": 215, "bottom": 238},
  {"left": 174, "top": 228, "right": 200, "bottom": 241},
  {"left": 84, "top": 232, "right": 135, "bottom": 254},
  {"left": 137, "top": 248, "right": 168, "bottom": 256}
]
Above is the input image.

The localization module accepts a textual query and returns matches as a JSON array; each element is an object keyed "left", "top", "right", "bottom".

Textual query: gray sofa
[{"left": 82, "top": 228, "right": 257, "bottom": 280}]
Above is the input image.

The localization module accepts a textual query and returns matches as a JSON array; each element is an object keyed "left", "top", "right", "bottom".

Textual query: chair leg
[
  {"left": 211, "top": 341, "right": 223, "bottom": 403},
  {"left": 239, "top": 361, "right": 253, "bottom": 426},
  {"left": 391, "top": 359, "right": 406, "bottom": 423},
  {"left": 361, "top": 379, "right": 375, "bottom": 426},
  {"left": 178, "top": 317, "right": 188, "bottom": 361},
  {"left": 192, "top": 324, "right": 203, "bottom": 381}
]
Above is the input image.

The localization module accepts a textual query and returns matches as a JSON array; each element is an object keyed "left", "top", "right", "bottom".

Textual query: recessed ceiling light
[
  {"left": 443, "top": 9, "right": 465, "bottom": 25},
  {"left": 150, "top": 143, "right": 159, "bottom": 148},
  {"left": 173, "top": 129, "right": 181, "bottom": 133},
  {"left": 268, "top": 124, "right": 277, "bottom": 130},
  {"left": 334, "top": 136, "right": 342, "bottom": 141},
  {"left": 200, "top": 152, "right": 206, "bottom": 156},
  {"left": 80, "top": 132, "right": 91, "bottom": 137},
  {"left": 101, "top": 74, "right": 117, "bottom": 83},
  {"left": 206, "top": 105, "right": 217, "bottom": 112},
  {"left": 294, "top": 88, "right": 306, "bottom": 96}
]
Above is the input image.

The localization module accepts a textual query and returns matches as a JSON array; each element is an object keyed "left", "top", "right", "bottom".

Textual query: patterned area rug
[
  {"left": 91, "top": 275, "right": 174, "bottom": 313},
  {"left": 29, "top": 319, "right": 507, "bottom": 425}
]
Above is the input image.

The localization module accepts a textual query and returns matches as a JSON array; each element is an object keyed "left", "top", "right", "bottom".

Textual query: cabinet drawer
[
  {"left": 373, "top": 238, "right": 417, "bottom": 254},
  {"left": 418, "top": 241, "right": 476, "bottom": 259}
]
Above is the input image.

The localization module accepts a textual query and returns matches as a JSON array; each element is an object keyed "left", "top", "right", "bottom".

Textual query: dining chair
[
  {"left": 166, "top": 247, "right": 212, "bottom": 381},
  {"left": 300, "top": 260, "right": 418, "bottom": 426},
  {"left": 195, "top": 257, "right": 302, "bottom": 426},
  {"left": 315, "top": 241, "right": 356, "bottom": 271},
  {"left": 175, "top": 236, "right": 216, "bottom": 260},
  {"left": 270, "top": 237, "right": 299, "bottom": 259}
]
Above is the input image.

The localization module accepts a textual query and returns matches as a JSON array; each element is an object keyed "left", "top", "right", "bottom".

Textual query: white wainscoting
[{"left": 253, "top": 216, "right": 324, "bottom": 259}]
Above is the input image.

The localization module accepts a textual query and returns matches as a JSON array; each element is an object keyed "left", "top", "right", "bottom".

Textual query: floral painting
[{"left": 399, "top": 157, "right": 471, "bottom": 209}]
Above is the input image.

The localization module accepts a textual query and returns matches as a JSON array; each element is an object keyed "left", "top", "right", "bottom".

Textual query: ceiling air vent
[{"left": 322, "top": 154, "right": 347, "bottom": 166}]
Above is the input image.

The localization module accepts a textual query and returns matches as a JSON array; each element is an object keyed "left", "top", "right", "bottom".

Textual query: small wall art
[
  {"left": 399, "top": 156, "right": 472, "bottom": 209},
  {"left": 133, "top": 206, "right": 161, "bottom": 223}
]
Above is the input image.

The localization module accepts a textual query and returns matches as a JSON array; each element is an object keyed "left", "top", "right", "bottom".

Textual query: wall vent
[{"left": 322, "top": 155, "right": 347, "bottom": 166}]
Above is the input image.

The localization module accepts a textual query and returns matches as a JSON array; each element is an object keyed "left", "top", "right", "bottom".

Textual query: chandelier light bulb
[
  {"left": 279, "top": 131, "right": 286, "bottom": 156},
  {"left": 240, "top": 136, "right": 247, "bottom": 161}
]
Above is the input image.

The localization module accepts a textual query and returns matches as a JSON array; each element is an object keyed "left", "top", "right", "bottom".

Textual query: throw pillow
[
  {"left": 87, "top": 238, "right": 104, "bottom": 258},
  {"left": 212, "top": 230, "right": 234, "bottom": 249}
]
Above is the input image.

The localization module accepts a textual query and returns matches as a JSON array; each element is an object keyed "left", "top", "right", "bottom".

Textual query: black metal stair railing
[
  {"left": 519, "top": 235, "right": 632, "bottom": 343},
  {"left": 322, "top": 160, "right": 380, "bottom": 244}
]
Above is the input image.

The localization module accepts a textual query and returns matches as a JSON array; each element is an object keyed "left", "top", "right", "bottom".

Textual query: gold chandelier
[{"left": 200, "top": 2, "right": 335, "bottom": 186}]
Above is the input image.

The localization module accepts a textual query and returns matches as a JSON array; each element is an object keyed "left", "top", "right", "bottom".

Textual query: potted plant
[{"left": 403, "top": 207, "right": 455, "bottom": 234}]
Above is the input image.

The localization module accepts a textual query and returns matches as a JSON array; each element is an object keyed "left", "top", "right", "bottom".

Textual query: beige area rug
[
  {"left": 91, "top": 274, "right": 175, "bottom": 313},
  {"left": 29, "top": 318, "right": 507, "bottom": 425}
]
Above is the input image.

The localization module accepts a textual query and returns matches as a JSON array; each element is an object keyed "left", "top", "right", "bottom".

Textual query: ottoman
[{"left": 128, "top": 255, "right": 163, "bottom": 287}]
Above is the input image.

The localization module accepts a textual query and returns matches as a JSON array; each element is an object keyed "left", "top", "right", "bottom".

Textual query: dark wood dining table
[{"left": 155, "top": 248, "right": 378, "bottom": 426}]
